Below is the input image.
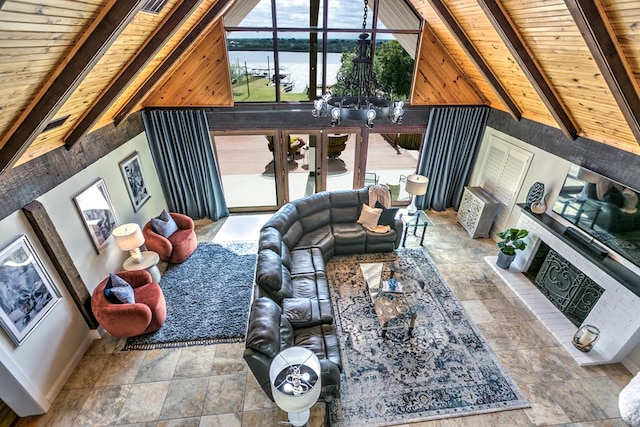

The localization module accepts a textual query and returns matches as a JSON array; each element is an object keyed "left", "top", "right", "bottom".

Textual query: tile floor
[{"left": 17, "top": 210, "right": 634, "bottom": 427}]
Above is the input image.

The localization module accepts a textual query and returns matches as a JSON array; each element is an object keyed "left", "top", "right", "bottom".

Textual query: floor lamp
[
  {"left": 405, "top": 174, "right": 429, "bottom": 215},
  {"left": 270, "top": 347, "right": 321, "bottom": 426}
]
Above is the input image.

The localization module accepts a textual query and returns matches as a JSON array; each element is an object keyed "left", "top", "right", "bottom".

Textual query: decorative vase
[
  {"left": 530, "top": 194, "right": 548, "bottom": 214},
  {"left": 496, "top": 250, "right": 515, "bottom": 269},
  {"left": 526, "top": 182, "right": 545, "bottom": 206}
]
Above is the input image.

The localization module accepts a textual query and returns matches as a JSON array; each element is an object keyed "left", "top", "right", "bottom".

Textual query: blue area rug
[
  {"left": 327, "top": 249, "right": 529, "bottom": 426},
  {"left": 123, "top": 241, "right": 257, "bottom": 350}
]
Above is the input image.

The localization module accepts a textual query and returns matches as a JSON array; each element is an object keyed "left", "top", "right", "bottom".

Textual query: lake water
[{"left": 228, "top": 51, "right": 343, "bottom": 93}]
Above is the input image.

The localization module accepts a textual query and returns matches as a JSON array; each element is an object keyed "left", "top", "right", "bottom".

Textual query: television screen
[{"left": 551, "top": 164, "right": 640, "bottom": 268}]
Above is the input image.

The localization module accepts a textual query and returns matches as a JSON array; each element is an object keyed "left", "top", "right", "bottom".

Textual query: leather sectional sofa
[{"left": 244, "top": 187, "right": 403, "bottom": 401}]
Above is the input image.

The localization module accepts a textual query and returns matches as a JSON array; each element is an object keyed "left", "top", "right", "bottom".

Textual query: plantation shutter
[{"left": 478, "top": 134, "right": 532, "bottom": 231}]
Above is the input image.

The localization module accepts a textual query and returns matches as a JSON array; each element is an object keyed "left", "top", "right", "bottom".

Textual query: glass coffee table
[{"left": 360, "top": 262, "right": 423, "bottom": 339}]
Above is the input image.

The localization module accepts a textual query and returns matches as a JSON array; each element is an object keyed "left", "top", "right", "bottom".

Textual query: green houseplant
[{"left": 496, "top": 228, "right": 529, "bottom": 269}]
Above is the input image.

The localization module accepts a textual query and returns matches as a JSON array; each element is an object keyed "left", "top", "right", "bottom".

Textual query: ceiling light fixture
[{"left": 312, "top": 0, "right": 404, "bottom": 128}]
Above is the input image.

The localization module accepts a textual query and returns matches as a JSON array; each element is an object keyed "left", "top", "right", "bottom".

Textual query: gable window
[{"left": 224, "top": 0, "right": 421, "bottom": 104}]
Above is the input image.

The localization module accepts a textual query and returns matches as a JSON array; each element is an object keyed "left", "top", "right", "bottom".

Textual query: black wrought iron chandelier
[{"left": 312, "top": 0, "right": 404, "bottom": 128}]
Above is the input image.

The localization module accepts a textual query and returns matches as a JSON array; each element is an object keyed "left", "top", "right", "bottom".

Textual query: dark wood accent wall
[
  {"left": 487, "top": 108, "right": 640, "bottom": 191},
  {"left": 0, "top": 112, "right": 144, "bottom": 222}
]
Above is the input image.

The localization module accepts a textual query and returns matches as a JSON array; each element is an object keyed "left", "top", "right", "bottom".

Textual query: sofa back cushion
[
  {"left": 256, "top": 249, "right": 283, "bottom": 292},
  {"left": 245, "top": 297, "right": 283, "bottom": 358},
  {"left": 264, "top": 204, "right": 303, "bottom": 250},
  {"left": 330, "top": 189, "right": 368, "bottom": 223},
  {"left": 294, "top": 192, "right": 331, "bottom": 233}
]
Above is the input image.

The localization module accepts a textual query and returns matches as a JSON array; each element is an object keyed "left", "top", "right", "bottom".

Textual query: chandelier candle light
[
  {"left": 112, "top": 223, "right": 145, "bottom": 263},
  {"left": 312, "top": 0, "right": 404, "bottom": 128},
  {"left": 269, "top": 347, "right": 321, "bottom": 427},
  {"left": 405, "top": 174, "right": 429, "bottom": 215}
]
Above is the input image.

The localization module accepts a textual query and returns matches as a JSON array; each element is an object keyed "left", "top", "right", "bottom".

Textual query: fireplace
[
  {"left": 525, "top": 243, "right": 604, "bottom": 326},
  {"left": 486, "top": 206, "right": 640, "bottom": 366}
]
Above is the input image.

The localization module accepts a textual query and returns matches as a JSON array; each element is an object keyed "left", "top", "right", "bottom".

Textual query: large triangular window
[{"left": 224, "top": 0, "right": 422, "bottom": 103}]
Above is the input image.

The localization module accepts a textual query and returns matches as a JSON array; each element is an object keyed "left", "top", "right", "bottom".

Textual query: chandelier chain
[{"left": 362, "top": 0, "right": 368, "bottom": 31}]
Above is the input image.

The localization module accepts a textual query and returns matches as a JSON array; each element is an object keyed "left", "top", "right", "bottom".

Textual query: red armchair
[
  {"left": 91, "top": 270, "right": 166, "bottom": 338},
  {"left": 143, "top": 212, "right": 197, "bottom": 263}
]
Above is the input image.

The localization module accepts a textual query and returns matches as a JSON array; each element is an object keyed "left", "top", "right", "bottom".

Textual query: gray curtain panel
[
  {"left": 417, "top": 106, "right": 489, "bottom": 211},
  {"left": 142, "top": 109, "right": 229, "bottom": 220}
]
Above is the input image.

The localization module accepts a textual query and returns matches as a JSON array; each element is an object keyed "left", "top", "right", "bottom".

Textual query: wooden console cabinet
[{"left": 457, "top": 186, "right": 500, "bottom": 238}]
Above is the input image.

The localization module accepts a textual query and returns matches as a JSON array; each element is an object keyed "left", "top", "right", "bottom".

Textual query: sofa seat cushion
[
  {"left": 294, "top": 324, "right": 342, "bottom": 371},
  {"left": 332, "top": 222, "right": 366, "bottom": 245},
  {"left": 365, "top": 228, "right": 397, "bottom": 243},
  {"left": 283, "top": 298, "right": 333, "bottom": 327},
  {"left": 290, "top": 247, "right": 325, "bottom": 275},
  {"left": 291, "top": 272, "right": 330, "bottom": 300},
  {"left": 297, "top": 225, "right": 335, "bottom": 260}
]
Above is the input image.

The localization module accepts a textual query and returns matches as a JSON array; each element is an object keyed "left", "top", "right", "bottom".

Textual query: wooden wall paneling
[
  {"left": 22, "top": 201, "right": 99, "bottom": 330},
  {"left": 0, "top": 1, "right": 102, "bottom": 140},
  {"left": 503, "top": 0, "right": 637, "bottom": 149},
  {"left": 0, "top": 0, "right": 146, "bottom": 174},
  {"left": 94, "top": 0, "right": 220, "bottom": 129},
  {"left": 16, "top": 1, "right": 174, "bottom": 164},
  {"left": 143, "top": 19, "right": 233, "bottom": 107},
  {"left": 432, "top": 0, "right": 557, "bottom": 128},
  {"left": 114, "top": 0, "right": 234, "bottom": 123},
  {"left": 476, "top": 0, "right": 579, "bottom": 140},
  {"left": 565, "top": 0, "right": 640, "bottom": 145},
  {"left": 65, "top": 0, "right": 205, "bottom": 148},
  {"left": 425, "top": 0, "right": 521, "bottom": 120},
  {"left": 411, "top": 23, "right": 485, "bottom": 105}
]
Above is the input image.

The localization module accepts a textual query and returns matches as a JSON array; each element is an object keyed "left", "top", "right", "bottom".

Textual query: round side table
[{"left": 123, "top": 251, "right": 161, "bottom": 283}]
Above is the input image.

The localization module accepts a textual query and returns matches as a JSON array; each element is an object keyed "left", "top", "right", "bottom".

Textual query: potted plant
[{"left": 496, "top": 228, "right": 529, "bottom": 269}]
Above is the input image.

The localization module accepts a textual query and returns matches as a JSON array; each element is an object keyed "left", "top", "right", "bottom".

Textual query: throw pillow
[
  {"left": 150, "top": 210, "right": 179, "bottom": 238},
  {"left": 357, "top": 204, "right": 382, "bottom": 229},
  {"left": 103, "top": 273, "right": 135, "bottom": 304},
  {"left": 375, "top": 201, "right": 399, "bottom": 227}
]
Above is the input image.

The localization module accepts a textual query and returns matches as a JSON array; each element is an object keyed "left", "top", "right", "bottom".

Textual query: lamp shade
[
  {"left": 112, "top": 223, "right": 144, "bottom": 251},
  {"left": 269, "top": 347, "right": 321, "bottom": 426},
  {"left": 405, "top": 174, "right": 429, "bottom": 196}
]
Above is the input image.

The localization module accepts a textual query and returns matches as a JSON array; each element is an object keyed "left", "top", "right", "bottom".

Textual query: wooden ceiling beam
[
  {"left": 565, "top": 0, "right": 640, "bottom": 146},
  {"left": 114, "top": 0, "right": 234, "bottom": 125},
  {"left": 65, "top": 0, "right": 205, "bottom": 149},
  {"left": 427, "top": 0, "right": 521, "bottom": 122},
  {"left": 476, "top": 0, "right": 578, "bottom": 140},
  {"left": 0, "top": 1, "right": 146, "bottom": 175}
]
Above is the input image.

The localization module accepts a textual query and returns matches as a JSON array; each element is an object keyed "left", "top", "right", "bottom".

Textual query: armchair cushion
[
  {"left": 104, "top": 273, "right": 135, "bottom": 304},
  {"left": 151, "top": 210, "right": 179, "bottom": 238}
]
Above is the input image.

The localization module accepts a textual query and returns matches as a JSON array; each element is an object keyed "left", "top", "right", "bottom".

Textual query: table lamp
[
  {"left": 405, "top": 174, "right": 429, "bottom": 215},
  {"left": 270, "top": 347, "right": 321, "bottom": 427},
  {"left": 112, "top": 223, "right": 145, "bottom": 263}
]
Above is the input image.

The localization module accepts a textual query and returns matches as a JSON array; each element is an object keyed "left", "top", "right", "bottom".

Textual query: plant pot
[{"left": 496, "top": 251, "right": 516, "bottom": 269}]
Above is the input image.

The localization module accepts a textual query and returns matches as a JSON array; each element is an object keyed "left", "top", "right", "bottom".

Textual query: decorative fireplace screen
[{"left": 533, "top": 249, "right": 605, "bottom": 326}]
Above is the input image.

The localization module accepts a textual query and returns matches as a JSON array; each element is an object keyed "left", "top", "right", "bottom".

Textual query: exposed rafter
[
  {"left": 476, "top": 0, "right": 578, "bottom": 140},
  {"left": 427, "top": 0, "right": 521, "bottom": 121},
  {"left": 65, "top": 0, "right": 205, "bottom": 149},
  {"left": 565, "top": 0, "right": 640, "bottom": 146},
  {"left": 0, "top": 1, "right": 147, "bottom": 175},
  {"left": 114, "top": 0, "right": 234, "bottom": 125}
]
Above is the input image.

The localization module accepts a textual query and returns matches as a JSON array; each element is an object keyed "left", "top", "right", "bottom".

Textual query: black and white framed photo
[
  {"left": 74, "top": 178, "right": 119, "bottom": 253},
  {"left": 0, "top": 235, "right": 61, "bottom": 346},
  {"left": 119, "top": 152, "right": 151, "bottom": 212}
]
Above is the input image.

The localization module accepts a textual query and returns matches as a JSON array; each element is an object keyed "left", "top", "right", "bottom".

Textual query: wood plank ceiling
[{"left": 0, "top": 0, "right": 638, "bottom": 175}]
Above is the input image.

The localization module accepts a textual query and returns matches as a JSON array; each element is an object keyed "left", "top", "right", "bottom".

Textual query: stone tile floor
[{"left": 17, "top": 209, "right": 633, "bottom": 426}]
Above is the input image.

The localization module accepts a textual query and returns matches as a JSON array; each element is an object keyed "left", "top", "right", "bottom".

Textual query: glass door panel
[
  {"left": 283, "top": 131, "right": 319, "bottom": 202},
  {"left": 212, "top": 132, "right": 279, "bottom": 209},
  {"left": 325, "top": 131, "right": 358, "bottom": 192},
  {"left": 365, "top": 132, "right": 423, "bottom": 203}
]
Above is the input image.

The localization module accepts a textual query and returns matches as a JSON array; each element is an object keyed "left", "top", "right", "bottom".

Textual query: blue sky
[{"left": 230, "top": 0, "right": 387, "bottom": 38}]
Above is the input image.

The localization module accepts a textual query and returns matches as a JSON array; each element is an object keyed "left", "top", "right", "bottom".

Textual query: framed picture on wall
[
  {"left": 119, "top": 152, "right": 151, "bottom": 212},
  {"left": 0, "top": 235, "right": 61, "bottom": 346},
  {"left": 73, "top": 178, "right": 119, "bottom": 253}
]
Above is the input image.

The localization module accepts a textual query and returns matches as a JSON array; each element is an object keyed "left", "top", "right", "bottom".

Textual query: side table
[
  {"left": 123, "top": 251, "right": 161, "bottom": 283},
  {"left": 399, "top": 210, "right": 429, "bottom": 247}
]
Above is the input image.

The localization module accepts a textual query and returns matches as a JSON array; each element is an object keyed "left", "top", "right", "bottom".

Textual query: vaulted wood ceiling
[{"left": 0, "top": 0, "right": 639, "bottom": 176}]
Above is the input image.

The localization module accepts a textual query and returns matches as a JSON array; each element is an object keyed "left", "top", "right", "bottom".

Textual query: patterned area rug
[
  {"left": 327, "top": 249, "right": 529, "bottom": 426},
  {"left": 123, "top": 241, "right": 256, "bottom": 350}
]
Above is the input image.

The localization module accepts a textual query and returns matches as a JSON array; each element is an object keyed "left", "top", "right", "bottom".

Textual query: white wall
[
  {"left": 470, "top": 126, "right": 640, "bottom": 373},
  {"left": 0, "top": 131, "right": 168, "bottom": 416}
]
